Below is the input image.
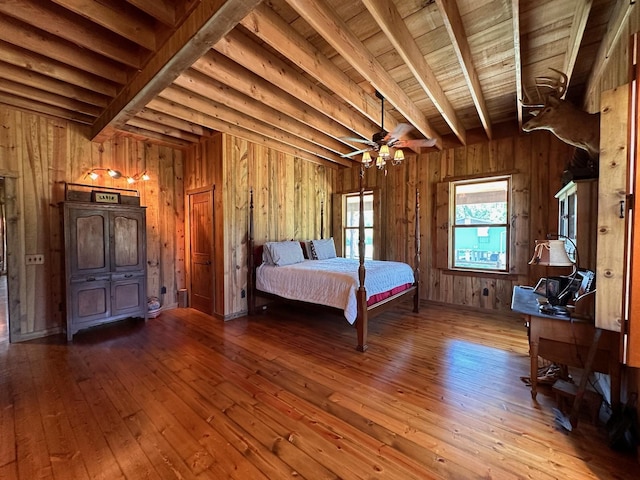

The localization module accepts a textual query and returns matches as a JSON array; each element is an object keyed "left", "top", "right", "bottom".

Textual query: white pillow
[
  {"left": 261, "top": 245, "right": 274, "bottom": 265},
  {"left": 265, "top": 241, "right": 305, "bottom": 266},
  {"left": 310, "top": 238, "right": 337, "bottom": 260}
]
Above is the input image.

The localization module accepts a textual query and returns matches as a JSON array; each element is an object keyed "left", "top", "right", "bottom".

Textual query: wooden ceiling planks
[{"left": 0, "top": 0, "right": 622, "bottom": 164}]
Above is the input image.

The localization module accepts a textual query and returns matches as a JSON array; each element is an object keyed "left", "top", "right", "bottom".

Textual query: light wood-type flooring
[{"left": 0, "top": 300, "right": 637, "bottom": 479}]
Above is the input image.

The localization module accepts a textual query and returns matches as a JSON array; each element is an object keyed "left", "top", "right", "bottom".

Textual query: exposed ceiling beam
[
  {"left": 146, "top": 96, "right": 342, "bottom": 168},
  {"left": 0, "top": 0, "right": 142, "bottom": 68},
  {"left": 0, "top": 41, "right": 117, "bottom": 96},
  {"left": 584, "top": 0, "right": 635, "bottom": 105},
  {"left": 174, "top": 68, "right": 351, "bottom": 154},
  {"left": 159, "top": 85, "right": 353, "bottom": 166},
  {"left": 126, "top": 117, "right": 201, "bottom": 143},
  {"left": 118, "top": 124, "right": 194, "bottom": 148},
  {"left": 91, "top": 0, "right": 262, "bottom": 142},
  {"left": 511, "top": 0, "right": 523, "bottom": 129},
  {"left": 214, "top": 28, "right": 378, "bottom": 141},
  {"left": 285, "top": 0, "right": 443, "bottom": 149},
  {"left": 435, "top": 0, "right": 491, "bottom": 140},
  {"left": 192, "top": 52, "right": 358, "bottom": 144},
  {"left": 136, "top": 107, "right": 210, "bottom": 137},
  {"left": 563, "top": 0, "right": 593, "bottom": 92},
  {"left": 126, "top": 0, "right": 176, "bottom": 26},
  {"left": 363, "top": 0, "right": 466, "bottom": 144},
  {"left": 242, "top": 4, "right": 397, "bottom": 136},
  {"left": 0, "top": 61, "right": 110, "bottom": 108},
  {"left": 0, "top": 78, "right": 101, "bottom": 117},
  {"left": 51, "top": 0, "right": 157, "bottom": 50},
  {"left": 0, "top": 16, "right": 128, "bottom": 84},
  {"left": 0, "top": 93, "right": 94, "bottom": 124}
]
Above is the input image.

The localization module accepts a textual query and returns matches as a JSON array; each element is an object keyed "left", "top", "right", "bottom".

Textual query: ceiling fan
[{"left": 341, "top": 91, "right": 436, "bottom": 159}]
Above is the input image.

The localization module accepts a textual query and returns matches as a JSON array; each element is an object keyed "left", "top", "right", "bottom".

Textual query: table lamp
[{"left": 529, "top": 237, "right": 579, "bottom": 313}]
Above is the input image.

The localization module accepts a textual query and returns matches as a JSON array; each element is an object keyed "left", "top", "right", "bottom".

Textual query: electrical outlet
[{"left": 25, "top": 254, "right": 45, "bottom": 265}]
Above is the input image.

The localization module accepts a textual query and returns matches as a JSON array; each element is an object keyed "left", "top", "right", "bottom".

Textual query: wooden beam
[
  {"left": 584, "top": 0, "right": 635, "bottom": 104},
  {"left": 242, "top": 4, "right": 395, "bottom": 134},
  {"left": 137, "top": 107, "right": 209, "bottom": 136},
  {"left": 116, "top": 125, "right": 194, "bottom": 148},
  {"left": 285, "top": 0, "right": 442, "bottom": 149},
  {"left": 563, "top": 0, "right": 593, "bottom": 92},
  {"left": 126, "top": 117, "right": 201, "bottom": 143},
  {"left": 174, "top": 68, "right": 351, "bottom": 155},
  {"left": 91, "top": 0, "right": 263, "bottom": 142},
  {"left": 0, "top": 0, "right": 142, "bottom": 68},
  {"left": 0, "top": 93, "right": 94, "bottom": 124},
  {"left": 0, "top": 40, "right": 117, "bottom": 96},
  {"left": 126, "top": 0, "right": 176, "bottom": 26},
  {"left": 50, "top": 0, "right": 157, "bottom": 50},
  {"left": 511, "top": 0, "right": 523, "bottom": 129},
  {"left": 0, "top": 16, "right": 128, "bottom": 84},
  {"left": 363, "top": 0, "right": 465, "bottom": 144},
  {"left": 214, "top": 28, "right": 378, "bottom": 141},
  {"left": 0, "top": 61, "right": 110, "bottom": 108},
  {"left": 0, "top": 78, "right": 101, "bottom": 117},
  {"left": 434, "top": 0, "right": 491, "bottom": 140},
  {"left": 148, "top": 97, "right": 342, "bottom": 168},
  {"left": 192, "top": 51, "right": 359, "bottom": 144},
  {"left": 158, "top": 86, "right": 353, "bottom": 166}
]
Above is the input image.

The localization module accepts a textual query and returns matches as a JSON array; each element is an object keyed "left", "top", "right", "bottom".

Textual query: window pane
[
  {"left": 344, "top": 227, "right": 373, "bottom": 260},
  {"left": 455, "top": 180, "right": 507, "bottom": 225},
  {"left": 345, "top": 194, "right": 373, "bottom": 228},
  {"left": 453, "top": 226, "right": 507, "bottom": 270}
]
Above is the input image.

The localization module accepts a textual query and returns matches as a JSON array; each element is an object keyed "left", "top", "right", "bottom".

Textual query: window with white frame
[
  {"left": 343, "top": 192, "right": 374, "bottom": 260},
  {"left": 451, "top": 177, "right": 510, "bottom": 272}
]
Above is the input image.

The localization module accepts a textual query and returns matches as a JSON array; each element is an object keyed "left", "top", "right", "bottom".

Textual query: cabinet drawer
[
  {"left": 110, "top": 271, "right": 144, "bottom": 282},
  {"left": 69, "top": 274, "right": 111, "bottom": 284}
]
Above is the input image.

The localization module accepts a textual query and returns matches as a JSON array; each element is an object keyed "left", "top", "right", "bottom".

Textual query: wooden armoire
[{"left": 62, "top": 200, "right": 147, "bottom": 340}]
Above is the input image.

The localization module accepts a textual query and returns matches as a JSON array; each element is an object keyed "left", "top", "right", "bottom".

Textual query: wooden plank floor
[{"left": 0, "top": 301, "right": 637, "bottom": 479}]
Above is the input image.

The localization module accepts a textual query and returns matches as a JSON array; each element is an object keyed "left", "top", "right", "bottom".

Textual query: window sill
[{"left": 441, "top": 268, "right": 521, "bottom": 281}]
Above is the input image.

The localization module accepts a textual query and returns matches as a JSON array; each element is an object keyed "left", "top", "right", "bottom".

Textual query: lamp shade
[{"left": 528, "top": 239, "right": 574, "bottom": 266}]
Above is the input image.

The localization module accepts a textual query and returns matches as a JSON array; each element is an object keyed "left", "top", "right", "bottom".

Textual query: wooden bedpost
[
  {"left": 356, "top": 165, "right": 368, "bottom": 351},
  {"left": 414, "top": 188, "right": 421, "bottom": 313},
  {"left": 247, "top": 188, "right": 255, "bottom": 315},
  {"left": 320, "top": 196, "right": 324, "bottom": 239}
]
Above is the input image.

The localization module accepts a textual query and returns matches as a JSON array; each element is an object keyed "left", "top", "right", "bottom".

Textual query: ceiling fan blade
[
  {"left": 395, "top": 138, "right": 437, "bottom": 148},
  {"left": 386, "top": 123, "right": 415, "bottom": 142},
  {"left": 340, "top": 136, "right": 376, "bottom": 145},
  {"left": 341, "top": 147, "right": 372, "bottom": 158}
]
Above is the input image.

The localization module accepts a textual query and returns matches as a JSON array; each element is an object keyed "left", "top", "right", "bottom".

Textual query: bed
[{"left": 247, "top": 174, "right": 420, "bottom": 351}]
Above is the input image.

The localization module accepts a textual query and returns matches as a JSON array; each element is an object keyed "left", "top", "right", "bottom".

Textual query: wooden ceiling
[{"left": 0, "top": 0, "right": 629, "bottom": 167}]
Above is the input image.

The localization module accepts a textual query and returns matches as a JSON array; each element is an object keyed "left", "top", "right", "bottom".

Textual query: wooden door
[
  {"left": 189, "top": 189, "right": 214, "bottom": 315},
  {"left": 67, "top": 207, "right": 109, "bottom": 276}
]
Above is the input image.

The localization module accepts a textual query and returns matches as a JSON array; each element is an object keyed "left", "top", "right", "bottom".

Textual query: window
[
  {"left": 451, "top": 177, "right": 510, "bottom": 272},
  {"left": 343, "top": 192, "right": 374, "bottom": 260}
]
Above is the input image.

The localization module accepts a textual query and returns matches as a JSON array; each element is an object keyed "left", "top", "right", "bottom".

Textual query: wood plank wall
[
  {"left": 336, "top": 130, "right": 573, "bottom": 313},
  {"left": 185, "top": 134, "right": 337, "bottom": 318},
  {"left": 0, "top": 107, "right": 185, "bottom": 339}
]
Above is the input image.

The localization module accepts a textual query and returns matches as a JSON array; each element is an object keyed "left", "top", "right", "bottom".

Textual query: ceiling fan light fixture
[
  {"left": 379, "top": 144, "right": 390, "bottom": 159},
  {"left": 362, "top": 150, "right": 373, "bottom": 167},
  {"left": 392, "top": 148, "right": 404, "bottom": 165},
  {"left": 375, "top": 155, "right": 386, "bottom": 170}
]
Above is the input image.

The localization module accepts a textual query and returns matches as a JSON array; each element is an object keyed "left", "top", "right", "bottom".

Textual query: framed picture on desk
[{"left": 533, "top": 278, "right": 547, "bottom": 296}]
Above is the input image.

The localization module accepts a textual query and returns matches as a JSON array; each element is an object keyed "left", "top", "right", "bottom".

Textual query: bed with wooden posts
[{"left": 247, "top": 169, "right": 420, "bottom": 351}]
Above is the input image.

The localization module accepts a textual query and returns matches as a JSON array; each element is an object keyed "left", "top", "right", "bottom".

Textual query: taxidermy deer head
[{"left": 521, "top": 69, "right": 600, "bottom": 159}]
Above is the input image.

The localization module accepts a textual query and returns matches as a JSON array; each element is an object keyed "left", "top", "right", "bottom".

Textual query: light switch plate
[{"left": 25, "top": 254, "right": 45, "bottom": 265}]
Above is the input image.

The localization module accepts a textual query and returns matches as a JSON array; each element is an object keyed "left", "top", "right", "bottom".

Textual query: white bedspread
[{"left": 256, "top": 257, "right": 415, "bottom": 324}]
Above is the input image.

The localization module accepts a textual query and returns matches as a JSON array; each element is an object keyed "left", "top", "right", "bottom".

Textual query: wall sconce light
[
  {"left": 86, "top": 168, "right": 122, "bottom": 180},
  {"left": 86, "top": 168, "right": 150, "bottom": 183},
  {"left": 126, "top": 171, "right": 150, "bottom": 184}
]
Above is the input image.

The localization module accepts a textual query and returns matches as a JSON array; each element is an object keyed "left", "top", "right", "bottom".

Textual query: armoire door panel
[
  {"left": 111, "top": 210, "right": 145, "bottom": 271},
  {"left": 69, "top": 209, "right": 109, "bottom": 275},
  {"left": 112, "top": 279, "right": 145, "bottom": 316},
  {"left": 70, "top": 281, "right": 110, "bottom": 324}
]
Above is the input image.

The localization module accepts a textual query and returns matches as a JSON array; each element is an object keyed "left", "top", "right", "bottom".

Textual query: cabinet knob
[{"left": 86, "top": 276, "right": 95, "bottom": 282}]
